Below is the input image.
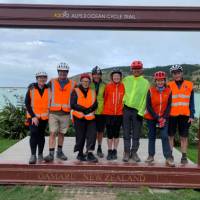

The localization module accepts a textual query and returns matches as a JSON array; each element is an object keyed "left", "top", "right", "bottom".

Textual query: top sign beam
[{"left": 0, "top": 4, "right": 200, "bottom": 30}]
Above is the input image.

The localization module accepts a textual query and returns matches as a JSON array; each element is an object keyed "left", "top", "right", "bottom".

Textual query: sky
[{"left": 0, "top": 0, "right": 200, "bottom": 86}]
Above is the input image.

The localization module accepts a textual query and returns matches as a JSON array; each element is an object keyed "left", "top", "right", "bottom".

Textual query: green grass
[
  {"left": 0, "top": 186, "right": 60, "bottom": 200},
  {"left": 187, "top": 145, "right": 198, "bottom": 163},
  {"left": 117, "top": 188, "right": 200, "bottom": 200},
  {"left": 0, "top": 186, "right": 200, "bottom": 200},
  {"left": 0, "top": 137, "right": 18, "bottom": 153}
]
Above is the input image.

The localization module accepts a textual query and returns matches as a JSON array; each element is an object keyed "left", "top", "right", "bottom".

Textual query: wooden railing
[{"left": 1, "top": 4, "right": 200, "bottom": 30}]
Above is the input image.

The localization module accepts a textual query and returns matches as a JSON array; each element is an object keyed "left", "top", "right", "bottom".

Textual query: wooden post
[{"left": 198, "top": 116, "right": 200, "bottom": 166}]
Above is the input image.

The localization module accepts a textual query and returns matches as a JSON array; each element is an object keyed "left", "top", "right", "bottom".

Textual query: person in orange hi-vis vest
[
  {"left": 144, "top": 71, "right": 175, "bottom": 167},
  {"left": 168, "top": 64, "right": 195, "bottom": 165},
  {"left": 71, "top": 73, "right": 98, "bottom": 162},
  {"left": 102, "top": 68, "right": 124, "bottom": 161},
  {"left": 25, "top": 71, "right": 49, "bottom": 164},
  {"left": 44, "top": 63, "right": 76, "bottom": 162}
]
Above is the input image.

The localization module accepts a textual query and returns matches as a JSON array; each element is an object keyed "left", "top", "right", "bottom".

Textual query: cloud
[
  {"left": 0, "top": 1, "right": 200, "bottom": 86},
  {"left": 25, "top": 40, "right": 45, "bottom": 46},
  {"left": 0, "top": 29, "right": 200, "bottom": 86}
]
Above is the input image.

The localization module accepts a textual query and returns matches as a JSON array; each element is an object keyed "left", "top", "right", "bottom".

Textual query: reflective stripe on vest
[
  {"left": 72, "top": 88, "right": 96, "bottom": 120},
  {"left": 171, "top": 102, "right": 189, "bottom": 107},
  {"left": 172, "top": 94, "right": 190, "bottom": 99},
  {"left": 168, "top": 80, "right": 192, "bottom": 116},
  {"left": 26, "top": 87, "right": 50, "bottom": 120},
  {"left": 50, "top": 79, "right": 75, "bottom": 112}
]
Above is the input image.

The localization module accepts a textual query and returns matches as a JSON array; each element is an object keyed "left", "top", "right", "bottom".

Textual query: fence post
[{"left": 198, "top": 117, "right": 200, "bottom": 166}]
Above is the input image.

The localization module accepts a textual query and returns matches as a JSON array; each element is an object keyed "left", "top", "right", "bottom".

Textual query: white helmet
[
  {"left": 170, "top": 64, "right": 183, "bottom": 73},
  {"left": 57, "top": 62, "right": 69, "bottom": 71},
  {"left": 35, "top": 71, "right": 48, "bottom": 78}
]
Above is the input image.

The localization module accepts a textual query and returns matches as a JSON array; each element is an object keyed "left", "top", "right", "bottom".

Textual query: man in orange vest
[
  {"left": 44, "top": 63, "right": 76, "bottom": 162},
  {"left": 71, "top": 73, "right": 98, "bottom": 162},
  {"left": 168, "top": 65, "right": 195, "bottom": 164},
  {"left": 25, "top": 71, "right": 49, "bottom": 164}
]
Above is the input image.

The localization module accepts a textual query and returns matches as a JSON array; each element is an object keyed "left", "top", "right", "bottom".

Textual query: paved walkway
[{"left": 0, "top": 137, "right": 193, "bottom": 165}]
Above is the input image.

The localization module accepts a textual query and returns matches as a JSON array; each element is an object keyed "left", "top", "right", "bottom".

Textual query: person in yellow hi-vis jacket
[
  {"left": 90, "top": 66, "right": 106, "bottom": 158},
  {"left": 122, "top": 60, "right": 149, "bottom": 162}
]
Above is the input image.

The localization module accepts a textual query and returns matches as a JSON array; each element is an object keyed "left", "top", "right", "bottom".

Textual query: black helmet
[
  {"left": 91, "top": 66, "right": 102, "bottom": 75},
  {"left": 110, "top": 68, "right": 122, "bottom": 77}
]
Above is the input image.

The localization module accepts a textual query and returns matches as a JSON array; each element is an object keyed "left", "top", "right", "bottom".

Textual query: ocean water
[
  {"left": 0, "top": 87, "right": 199, "bottom": 117},
  {"left": 0, "top": 87, "right": 26, "bottom": 109}
]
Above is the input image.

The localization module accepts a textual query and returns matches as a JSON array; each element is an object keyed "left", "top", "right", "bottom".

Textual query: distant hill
[{"left": 71, "top": 64, "right": 200, "bottom": 83}]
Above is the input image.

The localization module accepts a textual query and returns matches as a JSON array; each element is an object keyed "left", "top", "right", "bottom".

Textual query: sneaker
[
  {"left": 123, "top": 151, "right": 130, "bottom": 162},
  {"left": 145, "top": 156, "right": 154, "bottom": 164},
  {"left": 131, "top": 152, "right": 141, "bottom": 162},
  {"left": 181, "top": 156, "right": 188, "bottom": 165},
  {"left": 57, "top": 151, "right": 68, "bottom": 161},
  {"left": 166, "top": 157, "right": 175, "bottom": 167},
  {"left": 44, "top": 154, "right": 54, "bottom": 162},
  {"left": 87, "top": 152, "right": 98, "bottom": 163},
  {"left": 97, "top": 146, "right": 104, "bottom": 158},
  {"left": 77, "top": 153, "right": 87, "bottom": 162},
  {"left": 29, "top": 155, "right": 37, "bottom": 164},
  {"left": 106, "top": 150, "right": 113, "bottom": 160},
  {"left": 112, "top": 149, "right": 117, "bottom": 160},
  {"left": 38, "top": 154, "right": 43, "bottom": 162}
]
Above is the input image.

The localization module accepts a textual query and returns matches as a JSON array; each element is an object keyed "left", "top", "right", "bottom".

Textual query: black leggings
[
  {"left": 74, "top": 117, "right": 97, "bottom": 153},
  {"left": 106, "top": 115, "right": 123, "bottom": 139},
  {"left": 29, "top": 119, "right": 47, "bottom": 155}
]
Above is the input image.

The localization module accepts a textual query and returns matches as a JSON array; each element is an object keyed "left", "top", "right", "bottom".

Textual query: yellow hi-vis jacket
[{"left": 123, "top": 75, "right": 149, "bottom": 116}]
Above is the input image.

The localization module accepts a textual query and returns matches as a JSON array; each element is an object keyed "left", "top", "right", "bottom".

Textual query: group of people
[{"left": 25, "top": 60, "right": 195, "bottom": 167}]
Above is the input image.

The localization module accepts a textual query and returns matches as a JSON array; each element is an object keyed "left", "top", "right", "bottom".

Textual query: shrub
[
  {"left": 0, "top": 95, "right": 199, "bottom": 143},
  {"left": 66, "top": 119, "right": 76, "bottom": 137},
  {"left": 174, "top": 118, "right": 199, "bottom": 146},
  {"left": 143, "top": 118, "right": 199, "bottom": 146},
  {"left": 0, "top": 96, "right": 28, "bottom": 139}
]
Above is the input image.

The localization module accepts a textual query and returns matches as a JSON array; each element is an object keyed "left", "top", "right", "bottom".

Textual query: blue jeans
[{"left": 147, "top": 120, "right": 171, "bottom": 159}]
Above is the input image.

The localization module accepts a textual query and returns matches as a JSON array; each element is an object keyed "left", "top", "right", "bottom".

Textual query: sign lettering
[{"left": 53, "top": 10, "right": 136, "bottom": 21}]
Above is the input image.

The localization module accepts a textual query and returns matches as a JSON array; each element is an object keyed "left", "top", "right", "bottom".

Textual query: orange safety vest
[
  {"left": 26, "top": 87, "right": 50, "bottom": 120},
  {"left": 144, "top": 86, "right": 171, "bottom": 120},
  {"left": 72, "top": 87, "right": 96, "bottom": 120},
  {"left": 168, "top": 80, "right": 193, "bottom": 116},
  {"left": 50, "top": 78, "right": 76, "bottom": 112}
]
